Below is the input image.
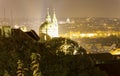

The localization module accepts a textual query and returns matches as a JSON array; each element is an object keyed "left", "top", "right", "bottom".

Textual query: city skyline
[{"left": 0, "top": 1, "right": 120, "bottom": 76}]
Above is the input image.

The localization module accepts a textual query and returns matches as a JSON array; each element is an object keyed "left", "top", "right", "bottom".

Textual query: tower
[
  {"left": 39, "top": 8, "right": 59, "bottom": 41},
  {"left": 46, "top": 8, "right": 51, "bottom": 23},
  {"left": 52, "top": 9, "right": 58, "bottom": 37},
  {"left": 52, "top": 9, "right": 57, "bottom": 24}
]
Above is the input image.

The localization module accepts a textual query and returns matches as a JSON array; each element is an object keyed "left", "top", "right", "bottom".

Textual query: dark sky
[
  {"left": 43, "top": 0, "right": 120, "bottom": 18},
  {"left": 0, "top": 0, "right": 120, "bottom": 19}
]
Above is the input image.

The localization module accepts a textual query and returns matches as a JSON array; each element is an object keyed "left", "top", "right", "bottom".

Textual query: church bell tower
[{"left": 52, "top": 9, "right": 58, "bottom": 37}]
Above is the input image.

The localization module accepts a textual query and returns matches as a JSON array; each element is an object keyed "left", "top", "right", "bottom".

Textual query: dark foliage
[{"left": 0, "top": 36, "right": 107, "bottom": 76}]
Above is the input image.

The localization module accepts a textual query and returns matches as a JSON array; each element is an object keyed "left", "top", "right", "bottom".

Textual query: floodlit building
[
  {"left": 1, "top": 25, "right": 11, "bottom": 37},
  {"left": 110, "top": 48, "right": 120, "bottom": 55},
  {"left": 39, "top": 8, "right": 58, "bottom": 40}
]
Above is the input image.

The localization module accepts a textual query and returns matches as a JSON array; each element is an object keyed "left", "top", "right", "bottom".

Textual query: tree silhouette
[
  {"left": 30, "top": 53, "right": 42, "bottom": 76},
  {"left": 0, "top": 36, "right": 108, "bottom": 76},
  {"left": 45, "top": 37, "right": 86, "bottom": 55}
]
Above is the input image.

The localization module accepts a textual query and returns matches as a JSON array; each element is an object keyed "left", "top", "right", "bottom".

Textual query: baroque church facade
[{"left": 39, "top": 8, "right": 58, "bottom": 40}]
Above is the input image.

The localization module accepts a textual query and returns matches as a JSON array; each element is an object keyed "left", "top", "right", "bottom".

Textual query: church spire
[
  {"left": 52, "top": 9, "right": 57, "bottom": 23},
  {"left": 46, "top": 8, "right": 51, "bottom": 22}
]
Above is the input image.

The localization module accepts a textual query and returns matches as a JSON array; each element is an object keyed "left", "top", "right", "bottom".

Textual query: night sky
[
  {"left": 43, "top": 0, "right": 120, "bottom": 18},
  {"left": 0, "top": 0, "right": 120, "bottom": 19}
]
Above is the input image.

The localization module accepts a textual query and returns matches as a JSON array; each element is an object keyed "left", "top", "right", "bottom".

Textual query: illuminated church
[{"left": 39, "top": 8, "right": 58, "bottom": 39}]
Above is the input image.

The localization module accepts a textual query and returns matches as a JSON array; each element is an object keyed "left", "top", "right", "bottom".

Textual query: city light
[
  {"left": 110, "top": 49, "right": 120, "bottom": 55},
  {"left": 60, "top": 31, "right": 120, "bottom": 38},
  {"left": 80, "top": 33, "right": 96, "bottom": 38}
]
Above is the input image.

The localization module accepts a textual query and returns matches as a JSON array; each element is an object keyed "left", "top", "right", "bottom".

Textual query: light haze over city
[{"left": 0, "top": 0, "right": 120, "bottom": 19}]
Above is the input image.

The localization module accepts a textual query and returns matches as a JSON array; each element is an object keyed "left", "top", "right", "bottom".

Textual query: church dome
[
  {"left": 40, "top": 21, "right": 48, "bottom": 29},
  {"left": 40, "top": 21, "right": 52, "bottom": 30}
]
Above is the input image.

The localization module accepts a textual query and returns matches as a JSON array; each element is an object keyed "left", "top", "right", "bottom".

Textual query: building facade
[{"left": 39, "top": 9, "right": 58, "bottom": 39}]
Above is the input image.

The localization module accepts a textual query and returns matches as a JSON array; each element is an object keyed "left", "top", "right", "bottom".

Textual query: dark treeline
[{"left": 0, "top": 37, "right": 107, "bottom": 76}]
